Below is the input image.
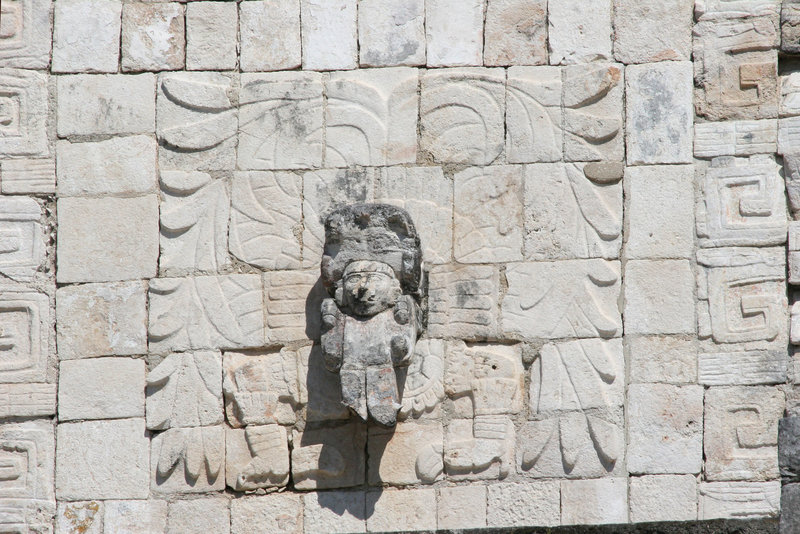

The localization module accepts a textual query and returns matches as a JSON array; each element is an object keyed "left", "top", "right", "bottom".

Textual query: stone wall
[{"left": 0, "top": 0, "right": 795, "bottom": 532}]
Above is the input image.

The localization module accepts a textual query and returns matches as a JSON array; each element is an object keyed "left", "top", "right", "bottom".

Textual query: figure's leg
[
  {"left": 340, "top": 368, "right": 368, "bottom": 421},
  {"left": 366, "top": 365, "right": 400, "bottom": 427}
]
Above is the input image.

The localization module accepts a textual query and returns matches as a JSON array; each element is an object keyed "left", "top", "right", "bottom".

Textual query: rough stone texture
[
  {"left": 428, "top": 264, "right": 500, "bottom": 339},
  {"left": 699, "top": 481, "right": 780, "bottom": 519},
  {"left": 223, "top": 349, "right": 298, "bottom": 427},
  {"left": 167, "top": 498, "right": 229, "bottom": 533},
  {"left": 225, "top": 425, "right": 290, "bottom": 491},
  {"left": 425, "top": 0, "right": 484, "bottom": 67},
  {"left": 613, "top": 0, "right": 692, "bottom": 64},
  {"left": 240, "top": 0, "right": 301, "bottom": 72},
  {"left": 232, "top": 494, "right": 302, "bottom": 534},
  {"left": 358, "top": 0, "right": 424, "bottom": 67},
  {"left": 303, "top": 491, "right": 365, "bottom": 534},
  {"left": 699, "top": 351, "right": 787, "bottom": 385},
  {"left": 548, "top": 0, "right": 612, "bottom": 65},
  {"left": 103, "top": 500, "right": 168, "bottom": 533},
  {"left": 624, "top": 260, "right": 695, "bottom": 335},
  {"left": 629, "top": 475, "right": 698, "bottom": 523},
  {"left": 0, "top": 159, "right": 55, "bottom": 194},
  {"left": 506, "top": 66, "right": 562, "bottom": 163},
  {"left": 0, "top": 283, "right": 51, "bottom": 384},
  {"left": 781, "top": 483, "right": 800, "bottom": 534},
  {"left": 121, "top": 3, "right": 184, "bottom": 72},
  {"left": 486, "top": 482, "right": 560, "bottom": 527},
  {"left": 0, "top": 0, "right": 52, "bottom": 68},
  {"left": 186, "top": 2, "right": 238, "bottom": 71},
  {"left": 561, "top": 478, "right": 628, "bottom": 525},
  {"left": 301, "top": 0, "right": 357, "bottom": 71},
  {"left": 58, "top": 358, "right": 145, "bottom": 421},
  {"left": 292, "top": 423, "right": 366, "bottom": 490},
  {"left": 0, "top": 69, "right": 48, "bottom": 156},
  {"left": 151, "top": 426, "right": 225, "bottom": 494},
  {"left": 368, "top": 421, "right": 444, "bottom": 486},
  {"left": 0, "top": 196, "right": 43, "bottom": 281},
  {"left": 438, "top": 485, "right": 487, "bottom": 530},
  {"left": 780, "top": 417, "right": 800, "bottom": 479},
  {"left": 695, "top": 120, "right": 778, "bottom": 158},
  {"left": 366, "top": 489, "right": 437, "bottom": 533},
  {"left": 484, "top": 0, "right": 547, "bottom": 66},
  {"left": 52, "top": 0, "right": 121, "bottom": 73}
]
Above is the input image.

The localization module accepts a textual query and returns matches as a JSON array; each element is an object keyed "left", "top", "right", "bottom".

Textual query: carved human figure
[{"left": 320, "top": 204, "right": 425, "bottom": 427}]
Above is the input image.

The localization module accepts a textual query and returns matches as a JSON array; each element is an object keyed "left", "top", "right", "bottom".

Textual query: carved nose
[{"left": 357, "top": 285, "right": 368, "bottom": 298}]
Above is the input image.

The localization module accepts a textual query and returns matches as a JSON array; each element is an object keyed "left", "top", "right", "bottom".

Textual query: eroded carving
[
  {"left": 700, "top": 481, "right": 780, "bottom": 519},
  {"left": 0, "top": 68, "right": 47, "bottom": 156},
  {"left": 428, "top": 265, "right": 499, "bottom": 339},
  {"left": 225, "top": 425, "right": 289, "bottom": 492},
  {"left": 398, "top": 338, "right": 445, "bottom": 420},
  {"left": 0, "top": 0, "right": 51, "bottom": 68},
  {"left": 0, "top": 285, "right": 49, "bottom": 384},
  {"left": 292, "top": 423, "right": 366, "bottom": 490},
  {"left": 0, "top": 197, "right": 43, "bottom": 281},
  {"left": 152, "top": 426, "right": 224, "bottom": 493}
]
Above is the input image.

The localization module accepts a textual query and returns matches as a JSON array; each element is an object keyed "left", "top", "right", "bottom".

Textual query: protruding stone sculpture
[{"left": 320, "top": 203, "right": 425, "bottom": 427}]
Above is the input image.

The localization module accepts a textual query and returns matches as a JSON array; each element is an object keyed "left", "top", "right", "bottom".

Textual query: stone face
[
  {"left": 56, "top": 196, "right": 159, "bottom": 283},
  {"left": 613, "top": 0, "right": 692, "bottom": 64},
  {"left": 425, "top": 0, "right": 483, "bottom": 67},
  {"left": 56, "top": 136, "right": 158, "bottom": 197},
  {"left": 0, "top": 196, "right": 43, "bottom": 281},
  {"left": 240, "top": 0, "right": 301, "bottom": 72},
  {"left": 695, "top": 120, "right": 778, "bottom": 158},
  {"left": 56, "top": 419, "right": 149, "bottom": 500},
  {"left": 438, "top": 486, "right": 487, "bottom": 530},
  {"left": 292, "top": 423, "right": 366, "bottom": 490},
  {"left": 368, "top": 421, "right": 444, "bottom": 486},
  {"left": 626, "top": 62, "right": 694, "bottom": 165},
  {"left": 486, "top": 482, "right": 560, "bottom": 527},
  {"left": 0, "top": 159, "right": 55, "bottom": 194},
  {"left": 628, "top": 336, "right": 697, "bottom": 385},
  {"left": 0, "top": 284, "right": 50, "bottom": 384},
  {"left": 624, "top": 260, "right": 695, "bottom": 335},
  {"left": 699, "top": 351, "right": 787, "bottom": 385},
  {"left": 366, "top": 489, "right": 437, "bottom": 533},
  {"left": 0, "top": 68, "right": 48, "bottom": 156},
  {"left": 232, "top": 494, "right": 302, "bottom": 534},
  {"left": 303, "top": 491, "right": 365, "bottom": 534},
  {"left": 506, "top": 67, "right": 562, "bottom": 163},
  {"left": 103, "top": 500, "right": 168, "bottom": 533},
  {"left": 484, "top": 0, "right": 547, "bottom": 66},
  {"left": 428, "top": 264, "right": 500, "bottom": 340},
  {"left": 548, "top": 0, "right": 612, "bottom": 65},
  {"left": 121, "top": 3, "right": 185, "bottom": 72},
  {"left": 358, "top": 0, "right": 424, "bottom": 67},
  {"left": 301, "top": 0, "right": 357, "bottom": 71},
  {"left": 151, "top": 426, "right": 225, "bottom": 494},
  {"left": 167, "top": 498, "right": 229, "bottom": 534},
  {"left": 59, "top": 358, "right": 145, "bottom": 421},
  {"left": 699, "top": 481, "right": 780, "bottom": 519},
  {"left": 226, "top": 425, "right": 290, "bottom": 491},
  {"left": 629, "top": 475, "right": 698, "bottom": 523},
  {"left": 52, "top": 0, "right": 121, "bottom": 73},
  {"left": 0, "top": 0, "right": 52, "bottom": 68},
  {"left": 223, "top": 349, "right": 298, "bottom": 427},
  {"left": 561, "top": 478, "right": 628, "bottom": 525},
  {"left": 186, "top": 2, "right": 238, "bottom": 71}
]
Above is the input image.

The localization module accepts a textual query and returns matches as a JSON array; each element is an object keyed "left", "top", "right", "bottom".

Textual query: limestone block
[
  {"left": 420, "top": 68, "right": 506, "bottom": 165},
  {"left": 57, "top": 74, "right": 156, "bottom": 137},
  {"left": 506, "top": 66, "right": 562, "bottom": 163},
  {"left": 695, "top": 0, "right": 779, "bottom": 19},
  {"left": 298, "top": 345, "right": 351, "bottom": 423},
  {"left": 783, "top": 3, "right": 800, "bottom": 53},
  {"left": 148, "top": 275, "right": 265, "bottom": 353},
  {"left": 303, "top": 491, "right": 365, "bottom": 534},
  {"left": 445, "top": 417, "right": 515, "bottom": 480},
  {"left": 301, "top": 0, "right": 357, "bottom": 71},
  {"left": 0, "top": 284, "right": 50, "bottom": 383},
  {"left": 779, "top": 417, "right": 800, "bottom": 478},
  {"left": 0, "top": 159, "right": 55, "bottom": 194},
  {"left": 705, "top": 386, "right": 784, "bottom": 481},
  {"left": 694, "top": 16, "right": 779, "bottom": 120},
  {"left": 0, "top": 421, "right": 54, "bottom": 503},
  {"left": 445, "top": 342, "right": 523, "bottom": 417},
  {"left": 358, "top": 0, "right": 424, "bottom": 67},
  {"left": 368, "top": 421, "right": 443, "bottom": 486},
  {"left": 151, "top": 426, "right": 225, "bottom": 494},
  {"left": 52, "top": 0, "right": 121, "bottom": 73},
  {"left": 624, "top": 260, "right": 695, "bottom": 335},
  {"left": 292, "top": 423, "right": 366, "bottom": 490},
  {"left": 0, "top": 196, "right": 43, "bottom": 281},
  {"left": 628, "top": 336, "right": 697, "bottom": 384},
  {"left": 264, "top": 270, "right": 322, "bottom": 344},
  {"left": 613, "top": 0, "right": 691, "bottom": 64},
  {"left": 625, "top": 165, "right": 694, "bottom": 259},
  {"left": 103, "top": 500, "right": 168, "bottom": 533},
  {"left": 238, "top": 72, "right": 323, "bottom": 170},
  {"left": 157, "top": 72, "right": 236, "bottom": 171},
  {"left": 186, "top": 2, "right": 238, "bottom": 71},
  {"left": 226, "top": 425, "right": 290, "bottom": 492},
  {"left": 56, "top": 196, "right": 159, "bottom": 283},
  {"left": 438, "top": 486, "right": 487, "bottom": 530},
  {"left": 0, "top": 0, "right": 52, "bottom": 68},
  {"left": 57, "top": 501, "right": 102, "bottom": 534},
  {"left": 793, "top": 303, "right": 800, "bottom": 345},
  {"left": 626, "top": 62, "right": 694, "bottom": 164},
  {"left": 0, "top": 68, "right": 48, "bottom": 156},
  {"left": 486, "top": 482, "right": 559, "bottom": 527},
  {"left": 325, "top": 67, "right": 418, "bottom": 166},
  {"left": 779, "top": 116, "right": 800, "bottom": 155},
  {"left": 698, "top": 156, "right": 786, "bottom": 247},
  {"left": 366, "top": 489, "right": 437, "bottom": 533},
  {"left": 630, "top": 475, "right": 698, "bottom": 523},
  {"left": 56, "top": 419, "right": 149, "bottom": 500},
  {"left": 425, "top": 0, "right": 483, "bottom": 67},
  {"left": 548, "top": 0, "right": 612, "bottom": 65},
  {"left": 503, "top": 260, "right": 622, "bottom": 339},
  {"left": 525, "top": 162, "right": 622, "bottom": 260},
  {"left": 699, "top": 351, "right": 787, "bottom": 385},
  {"left": 223, "top": 349, "right": 298, "bottom": 427},
  {"left": 454, "top": 166, "right": 523, "bottom": 263},
  {"left": 627, "top": 384, "right": 703, "bottom": 474},
  {"left": 563, "top": 64, "right": 624, "bottom": 161},
  {"left": 374, "top": 166, "right": 452, "bottom": 264},
  {"left": 240, "top": 0, "right": 301, "bottom": 72},
  {"left": 781, "top": 484, "right": 800, "bottom": 534},
  {"left": 695, "top": 120, "right": 778, "bottom": 158},
  {"left": 167, "top": 498, "right": 229, "bottom": 533},
  {"left": 0, "top": 384, "right": 56, "bottom": 418},
  {"left": 397, "top": 339, "right": 446, "bottom": 421},
  {"left": 159, "top": 171, "right": 230, "bottom": 275},
  {"left": 57, "top": 136, "right": 157, "bottom": 196},
  {"left": 484, "top": 0, "right": 546, "bottom": 66},
  {"left": 696, "top": 248, "right": 787, "bottom": 344},
  {"left": 146, "top": 351, "right": 223, "bottom": 430},
  {"left": 121, "top": 3, "right": 184, "bottom": 72},
  {"left": 561, "top": 478, "right": 627, "bottom": 525},
  {"left": 232, "top": 494, "right": 302, "bottom": 534},
  {"left": 59, "top": 358, "right": 145, "bottom": 421},
  {"left": 428, "top": 264, "right": 500, "bottom": 339},
  {"left": 699, "top": 481, "right": 780, "bottom": 519}
]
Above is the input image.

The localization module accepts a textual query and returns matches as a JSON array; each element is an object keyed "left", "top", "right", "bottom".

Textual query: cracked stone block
[
  {"left": 630, "top": 475, "right": 698, "bottom": 523},
  {"left": 484, "top": 0, "right": 547, "bottom": 66},
  {"left": 366, "top": 489, "right": 437, "bottom": 533},
  {"left": 548, "top": 0, "right": 612, "bottom": 65},
  {"left": 438, "top": 486, "right": 487, "bottom": 530},
  {"left": 232, "top": 494, "right": 302, "bottom": 534},
  {"left": 59, "top": 358, "right": 145, "bottom": 421},
  {"left": 561, "top": 478, "right": 627, "bottom": 525},
  {"left": 425, "top": 0, "right": 483, "bottom": 67},
  {"left": 121, "top": 3, "right": 185, "bottom": 72},
  {"left": 186, "top": 2, "right": 238, "bottom": 71},
  {"left": 301, "top": 0, "right": 357, "bottom": 71},
  {"left": 613, "top": 0, "right": 692, "bottom": 64},
  {"left": 0, "top": 0, "right": 52, "bottom": 68},
  {"left": 358, "top": 0, "right": 424, "bottom": 67},
  {"left": 624, "top": 260, "right": 695, "bottom": 335},
  {"left": 486, "top": 482, "right": 560, "bottom": 527},
  {"left": 52, "top": 0, "right": 121, "bottom": 73},
  {"left": 240, "top": 0, "right": 301, "bottom": 72}
]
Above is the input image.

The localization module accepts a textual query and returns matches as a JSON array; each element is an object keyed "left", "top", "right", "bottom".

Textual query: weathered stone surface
[
  {"left": 506, "top": 67, "right": 562, "bottom": 163},
  {"left": 0, "top": 68, "right": 48, "bottom": 156},
  {"left": 779, "top": 417, "right": 800, "bottom": 478},
  {"left": 428, "top": 264, "right": 499, "bottom": 339},
  {"left": 148, "top": 275, "right": 265, "bottom": 353},
  {"left": 425, "top": 0, "right": 483, "bottom": 67},
  {"left": 366, "top": 489, "right": 437, "bottom": 533},
  {"left": 624, "top": 260, "right": 695, "bottom": 335},
  {"left": 627, "top": 384, "right": 703, "bottom": 474},
  {"left": 326, "top": 67, "right": 418, "bottom": 166},
  {"left": 695, "top": 0, "right": 779, "bottom": 19},
  {"left": 263, "top": 270, "right": 321, "bottom": 344},
  {"left": 699, "top": 481, "right": 780, "bottom": 519},
  {"left": 561, "top": 478, "right": 628, "bottom": 525},
  {"left": 0, "top": 0, "right": 52, "bottom": 68},
  {"left": 146, "top": 351, "right": 223, "bottom": 430},
  {"left": 59, "top": 358, "right": 144, "bottom": 421},
  {"left": 232, "top": 494, "right": 302, "bottom": 534},
  {"left": 628, "top": 336, "right": 697, "bottom": 385},
  {"left": 292, "top": 423, "right": 366, "bottom": 490},
  {"left": 56, "top": 419, "right": 149, "bottom": 500},
  {"left": 303, "top": 491, "right": 365, "bottom": 534},
  {"left": 186, "top": 2, "right": 238, "bottom": 71},
  {"left": 629, "top": 475, "right": 698, "bottom": 523},
  {"left": 626, "top": 62, "right": 694, "bottom": 165},
  {"left": 52, "top": 0, "right": 121, "bottom": 73},
  {"left": 484, "top": 0, "right": 547, "bottom": 66},
  {"left": 782, "top": 72, "right": 800, "bottom": 116},
  {"left": 397, "top": 338, "right": 446, "bottom": 421},
  {"left": 420, "top": 68, "right": 506, "bottom": 165},
  {"left": 783, "top": 3, "right": 800, "bottom": 53},
  {"left": 0, "top": 383, "right": 56, "bottom": 418},
  {"left": 792, "top": 302, "right": 800, "bottom": 345},
  {"left": 0, "top": 284, "right": 50, "bottom": 384},
  {"left": 103, "top": 500, "right": 168, "bottom": 533},
  {"left": 0, "top": 420, "right": 54, "bottom": 504},
  {"left": 121, "top": 3, "right": 184, "bottom": 72},
  {"left": 226, "top": 425, "right": 290, "bottom": 491},
  {"left": 167, "top": 498, "right": 229, "bottom": 533},
  {"left": 0, "top": 196, "right": 43, "bottom": 281},
  {"left": 358, "top": 0, "right": 424, "bottom": 67},
  {"left": 613, "top": 0, "right": 692, "bottom": 64},
  {"left": 695, "top": 120, "right": 778, "bottom": 157},
  {"left": 151, "top": 426, "right": 225, "bottom": 494},
  {"left": 298, "top": 345, "right": 351, "bottom": 423},
  {"left": 57, "top": 136, "right": 157, "bottom": 197},
  {"left": 57, "top": 501, "right": 101, "bottom": 534},
  {"left": 779, "top": 116, "right": 800, "bottom": 154},
  {"left": 0, "top": 159, "right": 55, "bottom": 194},
  {"left": 438, "top": 486, "right": 487, "bottom": 530},
  {"left": 57, "top": 74, "right": 156, "bottom": 137},
  {"left": 548, "top": 0, "right": 612, "bottom": 65},
  {"left": 781, "top": 483, "right": 800, "bottom": 534},
  {"left": 301, "top": 0, "right": 357, "bottom": 71},
  {"left": 486, "top": 482, "right": 560, "bottom": 527},
  {"left": 238, "top": 72, "right": 323, "bottom": 170},
  {"left": 705, "top": 386, "right": 784, "bottom": 481},
  {"left": 699, "top": 351, "right": 788, "bottom": 385},
  {"left": 57, "top": 196, "right": 159, "bottom": 283},
  {"left": 454, "top": 165, "right": 524, "bottom": 263},
  {"left": 368, "top": 421, "right": 444, "bottom": 486},
  {"left": 223, "top": 349, "right": 298, "bottom": 427},
  {"left": 503, "top": 260, "right": 622, "bottom": 339},
  {"left": 240, "top": 0, "right": 301, "bottom": 72},
  {"left": 625, "top": 165, "right": 694, "bottom": 259},
  {"left": 525, "top": 162, "right": 622, "bottom": 260},
  {"left": 784, "top": 154, "right": 800, "bottom": 219}
]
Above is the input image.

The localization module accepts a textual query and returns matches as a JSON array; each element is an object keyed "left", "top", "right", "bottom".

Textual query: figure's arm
[
  {"left": 390, "top": 295, "right": 421, "bottom": 367},
  {"left": 320, "top": 298, "right": 344, "bottom": 373}
]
